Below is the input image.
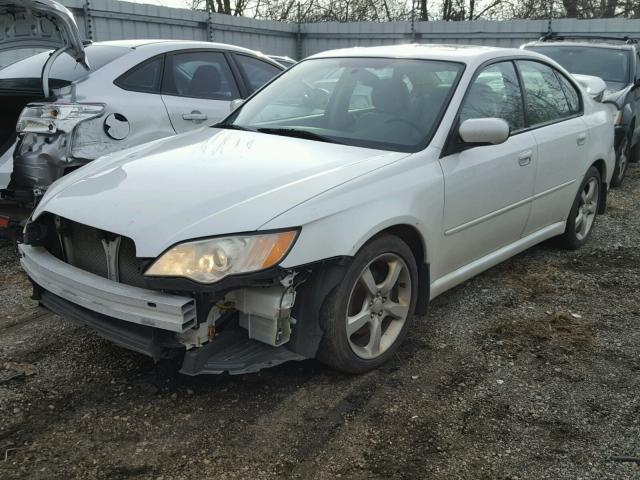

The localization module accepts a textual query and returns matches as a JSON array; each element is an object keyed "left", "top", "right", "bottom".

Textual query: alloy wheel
[
  {"left": 345, "top": 253, "right": 412, "bottom": 360},
  {"left": 575, "top": 177, "right": 599, "bottom": 241}
]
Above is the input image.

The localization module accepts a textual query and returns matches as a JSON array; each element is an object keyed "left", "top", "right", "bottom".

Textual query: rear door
[
  {"left": 161, "top": 50, "right": 241, "bottom": 133},
  {"left": 516, "top": 60, "right": 588, "bottom": 235}
]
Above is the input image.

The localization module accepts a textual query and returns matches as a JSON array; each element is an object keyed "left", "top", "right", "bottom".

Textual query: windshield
[
  {"left": 0, "top": 45, "right": 130, "bottom": 89},
  {"left": 225, "top": 57, "right": 464, "bottom": 152},
  {"left": 527, "top": 46, "right": 631, "bottom": 88}
]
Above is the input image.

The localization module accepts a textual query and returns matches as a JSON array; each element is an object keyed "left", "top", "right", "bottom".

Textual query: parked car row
[{"left": 0, "top": 0, "right": 627, "bottom": 376}]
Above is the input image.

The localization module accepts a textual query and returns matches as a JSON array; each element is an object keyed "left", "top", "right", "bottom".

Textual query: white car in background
[
  {"left": 0, "top": 0, "right": 284, "bottom": 205},
  {"left": 20, "top": 45, "right": 614, "bottom": 376}
]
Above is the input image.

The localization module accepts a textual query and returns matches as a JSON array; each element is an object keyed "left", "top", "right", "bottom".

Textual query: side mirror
[
  {"left": 459, "top": 118, "right": 510, "bottom": 145},
  {"left": 230, "top": 98, "right": 244, "bottom": 112},
  {"left": 572, "top": 74, "right": 607, "bottom": 102},
  {"left": 634, "top": 78, "right": 640, "bottom": 88}
]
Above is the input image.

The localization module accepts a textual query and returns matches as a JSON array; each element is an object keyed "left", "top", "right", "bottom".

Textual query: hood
[
  {"left": 34, "top": 128, "right": 409, "bottom": 257},
  {"left": 0, "top": 0, "right": 87, "bottom": 67}
]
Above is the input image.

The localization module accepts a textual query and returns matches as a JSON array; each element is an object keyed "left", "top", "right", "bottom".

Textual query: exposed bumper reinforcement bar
[
  {"left": 20, "top": 244, "right": 196, "bottom": 332},
  {"left": 39, "top": 290, "right": 306, "bottom": 375}
]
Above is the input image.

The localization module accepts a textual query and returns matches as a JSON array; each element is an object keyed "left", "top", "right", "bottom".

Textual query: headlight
[
  {"left": 16, "top": 103, "right": 105, "bottom": 134},
  {"left": 145, "top": 231, "right": 298, "bottom": 284}
]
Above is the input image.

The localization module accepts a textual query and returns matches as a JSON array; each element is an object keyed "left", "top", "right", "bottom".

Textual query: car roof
[
  {"left": 522, "top": 40, "right": 636, "bottom": 50},
  {"left": 94, "top": 39, "right": 275, "bottom": 57},
  {"left": 308, "top": 44, "right": 543, "bottom": 64}
]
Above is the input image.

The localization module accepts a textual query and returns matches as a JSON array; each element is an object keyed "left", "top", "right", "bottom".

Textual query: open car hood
[{"left": 0, "top": 0, "right": 87, "bottom": 68}]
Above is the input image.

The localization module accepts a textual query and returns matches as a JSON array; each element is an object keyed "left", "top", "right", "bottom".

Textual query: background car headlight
[{"left": 145, "top": 230, "right": 298, "bottom": 283}]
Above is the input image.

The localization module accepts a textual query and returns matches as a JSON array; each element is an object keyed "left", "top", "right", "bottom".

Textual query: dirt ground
[{"left": 1, "top": 166, "right": 639, "bottom": 480}]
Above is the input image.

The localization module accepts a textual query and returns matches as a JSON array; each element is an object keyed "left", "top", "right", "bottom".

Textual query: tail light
[{"left": 16, "top": 103, "right": 105, "bottom": 134}]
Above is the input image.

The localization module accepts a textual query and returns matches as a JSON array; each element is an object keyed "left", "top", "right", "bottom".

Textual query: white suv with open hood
[
  {"left": 20, "top": 44, "right": 615, "bottom": 375},
  {"left": 0, "top": 0, "right": 283, "bottom": 207}
]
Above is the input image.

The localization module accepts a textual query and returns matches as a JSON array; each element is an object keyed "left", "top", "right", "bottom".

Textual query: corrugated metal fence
[{"left": 9, "top": 0, "right": 640, "bottom": 61}]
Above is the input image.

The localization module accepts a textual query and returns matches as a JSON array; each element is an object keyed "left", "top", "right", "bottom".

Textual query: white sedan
[
  {"left": 19, "top": 44, "right": 615, "bottom": 375},
  {"left": 0, "top": 0, "right": 284, "bottom": 202}
]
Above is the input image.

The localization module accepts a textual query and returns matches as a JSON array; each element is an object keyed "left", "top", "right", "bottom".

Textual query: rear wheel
[
  {"left": 611, "top": 134, "right": 630, "bottom": 187},
  {"left": 317, "top": 235, "right": 418, "bottom": 374},
  {"left": 557, "top": 166, "right": 601, "bottom": 250}
]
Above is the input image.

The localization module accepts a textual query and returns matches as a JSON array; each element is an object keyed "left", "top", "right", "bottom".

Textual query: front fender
[{"left": 262, "top": 154, "right": 444, "bottom": 270}]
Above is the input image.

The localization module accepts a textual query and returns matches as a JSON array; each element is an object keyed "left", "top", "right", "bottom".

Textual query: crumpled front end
[{"left": 20, "top": 212, "right": 347, "bottom": 375}]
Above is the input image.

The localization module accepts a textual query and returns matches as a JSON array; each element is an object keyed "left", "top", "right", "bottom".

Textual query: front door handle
[
  {"left": 577, "top": 133, "right": 587, "bottom": 146},
  {"left": 518, "top": 150, "right": 533, "bottom": 166},
  {"left": 182, "top": 111, "right": 208, "bottom": 122}
]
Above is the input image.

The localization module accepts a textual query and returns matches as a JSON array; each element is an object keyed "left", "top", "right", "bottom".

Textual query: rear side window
[
  {"left": 517, "top": 61, "right": 574, "bottom": 126},
  {"left": 235, "top": 55, "right": 282, "bottom": 91},
  {"left": 115, "top": 57, "right": 163, "bottom": 93},
  {"left": 556, "top": 72, "right": 581, "bottom": 115},
  {"left": 162, "top": 51, "right": 239, "bottom": 100}
]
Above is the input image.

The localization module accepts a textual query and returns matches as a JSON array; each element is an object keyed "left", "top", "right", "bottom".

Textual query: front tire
[
  {"left": 558, "top": 166, "right": 601, "bottom": 250},
  {"left": 316, "top": 235, "right": 419, "bottom": 374}
]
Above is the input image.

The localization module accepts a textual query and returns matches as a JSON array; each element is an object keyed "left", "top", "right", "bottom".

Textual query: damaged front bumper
[{"left": 19, "top": 243, "right": 348, "bottom": 375}]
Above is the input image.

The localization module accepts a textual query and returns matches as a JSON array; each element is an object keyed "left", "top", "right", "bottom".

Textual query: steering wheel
[{"left": 386, "top": 117, "right": 423, "bottom": 137}]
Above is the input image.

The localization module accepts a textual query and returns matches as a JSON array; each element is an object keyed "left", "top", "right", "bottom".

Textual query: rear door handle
[
  {"left": 518, "top": 150, "right": 533, "bottom": 166},
  {"left": 182, "top": 111, "right": 208, "bottom": 122},
  {"left": 577, "top": 133, "right": 587, "bottom": 145}
]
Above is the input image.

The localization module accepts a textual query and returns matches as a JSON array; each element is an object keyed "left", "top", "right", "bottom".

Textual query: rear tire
[
  {"left": 316, "top": 235, "right": 419, "bottom": 374},
  {"left": 557, "top": 166, "right": 601, "bottom": 250}
]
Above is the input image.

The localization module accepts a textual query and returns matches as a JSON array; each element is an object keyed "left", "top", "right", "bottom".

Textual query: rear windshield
[
  {"left": 0, "top": 45, "right": 130, "bottom": 89},
  {"left": 527, "top": 46, "right": 631, "bottom": 86}
]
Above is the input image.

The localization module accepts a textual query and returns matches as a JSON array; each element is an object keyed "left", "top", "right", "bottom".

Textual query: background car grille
[{"left": 43, "top": 216, "right": 147, "bottom": 288}]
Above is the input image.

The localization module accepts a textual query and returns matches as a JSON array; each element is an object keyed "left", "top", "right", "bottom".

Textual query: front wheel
[
  {"left": 557, "top": 166, "right": 601, "bottom": 250},
  {"left": 316, "top": 235, "right": 419, "bottom": 374}
]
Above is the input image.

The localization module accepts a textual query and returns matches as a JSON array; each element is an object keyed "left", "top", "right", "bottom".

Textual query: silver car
[{"left": 0, "top": 0, "right": 284, "bottom": 206}]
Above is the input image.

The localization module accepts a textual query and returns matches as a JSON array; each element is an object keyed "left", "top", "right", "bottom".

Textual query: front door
[{"left": 438, "top": 61, "right": 536, "bottom": 275}]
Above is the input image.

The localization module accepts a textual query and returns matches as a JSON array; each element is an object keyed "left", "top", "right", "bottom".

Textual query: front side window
[
  {"left": 517, "top": 61, "right": 574, "bottom": 126},
  {"left": 163, "top": 51, "right": 239, "bottom": 100},
  {"left": 235, "top": 55, "right": 282, "bottom": 91},
  {"left": 460, "top": 61, "right": 525, "bottom": 132},
  {"left": 226, "top": 57, "right": 464, "bottom": 152}
]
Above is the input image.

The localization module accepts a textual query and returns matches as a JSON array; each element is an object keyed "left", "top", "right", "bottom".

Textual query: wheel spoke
[
  {"left": 347, "top": 309, "right": 371, "bottom": 336},
  {"left": 384, "top": 301, "right": 409, "bottom": 319},
  {"left": 380, "top": 260, "right": 402, "bottom": 295},
  {"left": 365, "top": 317, "right": 382, "bottom": 357},
  {"left": 575, "top": 210, "right": 584, "bottom": 229},
  {"left": 360, "top": 267, "right": 378, "bottom": 296},
  {"left": 584, "top": 181, "right": 595, "bottom": 203}
]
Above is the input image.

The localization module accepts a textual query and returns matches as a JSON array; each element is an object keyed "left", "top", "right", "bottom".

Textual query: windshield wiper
[
  {"left": 256, "top": 127, "right": 341, "bottom": 144},
  {"left": 212, "top": 123, "right": 255, "bottom": 131}
]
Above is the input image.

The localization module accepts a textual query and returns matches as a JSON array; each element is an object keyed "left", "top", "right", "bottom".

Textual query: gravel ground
[{"left": 0, "top": 165, "right": 639, "bottom": 480}]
